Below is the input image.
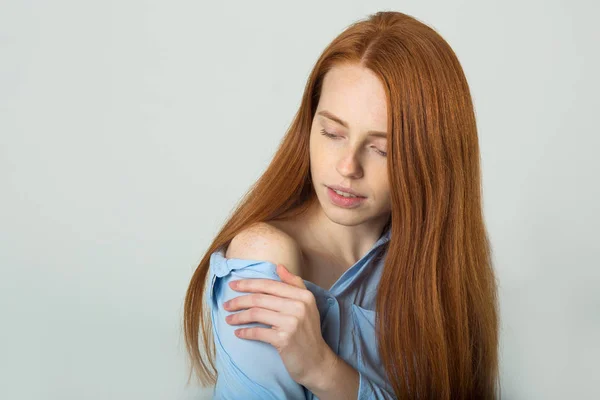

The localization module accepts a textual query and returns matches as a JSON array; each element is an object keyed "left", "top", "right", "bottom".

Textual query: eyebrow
[{"left": 317, "top": 110, "right": 388, "bottom": 138}]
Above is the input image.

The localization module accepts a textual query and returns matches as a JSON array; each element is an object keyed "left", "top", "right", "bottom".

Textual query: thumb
[
  {"left": 277, "top": 263, "right": 293, "bottom": 278},
  {"left": 277, "top": 264, "right": 306, "bottom": 288}
]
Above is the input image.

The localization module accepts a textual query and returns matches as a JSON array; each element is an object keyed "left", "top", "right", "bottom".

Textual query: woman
[{"left": 184, "top": 10, "right": 500, "bottom": 399}]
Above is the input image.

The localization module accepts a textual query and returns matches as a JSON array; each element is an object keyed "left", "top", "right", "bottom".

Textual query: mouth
[
  {"left": 326, "top": 185, "right": 366, "bottom": 198},
  {"left": 326, "top": 186, "right": 367, "bottom": 208}
]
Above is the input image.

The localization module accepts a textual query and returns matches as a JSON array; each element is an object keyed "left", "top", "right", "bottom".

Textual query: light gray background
[{"left": 1, "top": 1, "right": 598, "bottom": 399}]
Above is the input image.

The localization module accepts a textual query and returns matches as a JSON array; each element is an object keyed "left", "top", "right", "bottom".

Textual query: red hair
[{"left": 183, "top": 11, "right": 500, "bottom": 399}]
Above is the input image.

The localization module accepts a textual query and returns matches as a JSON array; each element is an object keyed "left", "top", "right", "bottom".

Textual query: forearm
[{"left": 305, "top": 347, "right": 359, "bottom": 400}]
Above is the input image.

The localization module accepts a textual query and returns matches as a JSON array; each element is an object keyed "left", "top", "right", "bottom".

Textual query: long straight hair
[{"left": 183, "top": 11, "right": 500, "bottom": 399}]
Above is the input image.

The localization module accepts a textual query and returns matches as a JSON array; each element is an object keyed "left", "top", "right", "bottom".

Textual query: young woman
[{"left": 184, "top": 10, "right": 500, "bottom": 399}]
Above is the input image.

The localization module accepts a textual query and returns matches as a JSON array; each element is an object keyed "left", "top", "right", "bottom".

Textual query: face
[{"left": 309, "top": 63, "right": 391, "bottom": 225}]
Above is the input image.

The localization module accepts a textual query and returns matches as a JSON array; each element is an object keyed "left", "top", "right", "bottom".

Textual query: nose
[{"left": 336, "top": 148, "right": 364, "bottom": 179}]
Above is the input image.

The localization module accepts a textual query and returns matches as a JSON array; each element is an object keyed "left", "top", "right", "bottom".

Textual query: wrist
[
  {"left": 305, "top": 345, "right": 360, "bottom": 400},
  {"left": 306, "top": 344, "right": 339, "bottom": 392}
]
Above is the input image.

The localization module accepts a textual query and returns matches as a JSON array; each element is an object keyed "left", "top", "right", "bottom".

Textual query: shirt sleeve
[
  {"left": 358, "top": 370, "right": 397, "bottom": 399},
  {"left": 208, "top": 250, "right": 308, "bottom": 400}
]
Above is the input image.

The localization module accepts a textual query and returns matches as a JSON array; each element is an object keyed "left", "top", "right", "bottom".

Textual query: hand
[{"left": 223, "top": 263, "right": 333, "bottom": 387}]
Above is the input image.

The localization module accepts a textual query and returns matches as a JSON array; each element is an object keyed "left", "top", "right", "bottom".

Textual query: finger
[
  {"left": 227, "top": 307, "right": 296, "bottom": 330},
  {"left": 276, "top": 264, "right": 307, "bottom": 289},
  {"left": 230, "top": 278, "right": 308, "bottom": 301},
  {"left": 234, "top": 326, "right": 287, "bottom": 348},
  {"left": 225, "top": 293, "right": 305, "bottom": 315}
]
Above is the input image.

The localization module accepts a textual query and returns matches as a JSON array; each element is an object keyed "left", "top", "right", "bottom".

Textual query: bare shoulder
[{"left": 225, "top": 222, "right": 303, "bottom": 275}]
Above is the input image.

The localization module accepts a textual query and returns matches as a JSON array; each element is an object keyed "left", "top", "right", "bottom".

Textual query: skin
[
  {"left": 290, "top": 62, "right": 393, "bottom": 281},
  {"left": 223, "top": 63, "right": 394, "bottom": 397}
]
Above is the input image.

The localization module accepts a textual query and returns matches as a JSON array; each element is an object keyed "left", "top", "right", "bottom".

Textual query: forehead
[{"left": 317, "top": 64, "right": 388, "bottom": 131}]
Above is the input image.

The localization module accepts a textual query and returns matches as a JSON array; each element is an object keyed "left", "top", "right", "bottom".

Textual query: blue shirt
[{"left": 208, "top": 224, "right": 395, "bottom": 399}]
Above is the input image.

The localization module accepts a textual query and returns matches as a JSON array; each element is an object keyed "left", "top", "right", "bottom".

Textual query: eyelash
[{"left": 320, "top": 129, "right": 387, "bottom": 157}]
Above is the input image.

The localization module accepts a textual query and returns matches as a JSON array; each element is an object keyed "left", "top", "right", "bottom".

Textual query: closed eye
[
  {"left": 320, "top": 129, "right": 387, "bottom": 157},
  {"left": 320, "top": 129, "right": 339, "bottom": 139}
]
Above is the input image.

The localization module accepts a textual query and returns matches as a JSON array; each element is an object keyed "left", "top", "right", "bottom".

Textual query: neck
[{"left": 297, "top": 199, "right": 390, "bottom": 268}]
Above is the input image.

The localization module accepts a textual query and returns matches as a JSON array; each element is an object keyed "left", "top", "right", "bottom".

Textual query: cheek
[
  {"left": 373, "top": 171, "right": 390, "bottom": 195},
  {"left": 308, "top": 131, "right": 318, "bottom": 156},
  {"left": 308, "top": 136, "right": 322, "bottom": 176},
  {"left": 309, "top": 136, "right": 326, "bottom": 165}
]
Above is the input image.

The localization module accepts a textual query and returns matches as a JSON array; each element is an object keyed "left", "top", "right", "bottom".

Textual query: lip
[
  {"left": 327, "top": 187, "right": 367, "bottom": 208},
  {"left": 326, "top": 184, "right": 366, "bottom": 198}
]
